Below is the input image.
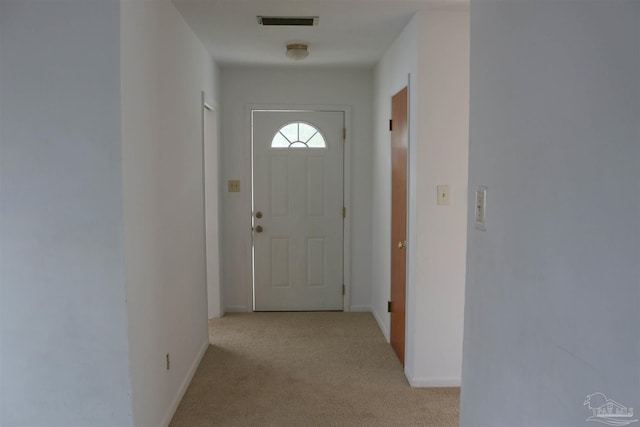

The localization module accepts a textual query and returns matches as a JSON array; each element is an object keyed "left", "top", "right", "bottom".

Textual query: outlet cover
[
  {"left": 475, "top": 186, "right": 487, "bottom": 231},
  {"left": 437, "top": 185, "right": 450, "bottom": 205},
  {"left": 228, "top": 180, "right": 240, "bottom": 192}
]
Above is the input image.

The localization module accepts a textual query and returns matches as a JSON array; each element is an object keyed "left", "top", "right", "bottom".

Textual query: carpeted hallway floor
[{"left": 170, "top": 312, "right": 459, "bottom": 426}]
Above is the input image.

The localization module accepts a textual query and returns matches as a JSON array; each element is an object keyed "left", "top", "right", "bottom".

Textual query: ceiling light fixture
[{"left": 286, "top": 43, "right": 309, "bottom": 60}]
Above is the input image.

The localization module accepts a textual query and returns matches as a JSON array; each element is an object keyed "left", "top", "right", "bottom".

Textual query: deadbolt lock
[
  {"left": 255, "top": 211, "right": 263, "bottom": 219},
  {"left": 255, "top": 225, "right": 263, "bottom": 233}
]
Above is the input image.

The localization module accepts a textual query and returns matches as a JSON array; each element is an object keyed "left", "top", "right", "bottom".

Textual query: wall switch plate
[
  {"left": 475, "top": 186, "right": 487, "bottom": 231},
  {"left": 437, "top": 185, "right": 450, "bottom": 205},
  {"left": 228, "top": 180, "right": 240, "bottom": 192}
]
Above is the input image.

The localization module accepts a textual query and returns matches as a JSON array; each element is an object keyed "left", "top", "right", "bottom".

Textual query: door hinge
[
  {"left": 387, "top": 300, "right": 392, "bottom": 313},
  {"left": 389, "top": 119, "right": 393, "bottom": 131},
  {"left": 343, "top": 128, "right": 346, "bottom": 140},
  {"left": 342, "top": 284, "right": 345, "bottom": 296},
  {"left": 343, "top": 207, "right": 346, "bottom": 218}
]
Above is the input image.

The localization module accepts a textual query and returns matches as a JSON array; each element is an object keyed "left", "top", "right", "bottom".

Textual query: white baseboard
[
  {"left": 407, "top": 376, "right": 461, "bottom": 387},
  {"left": 161, "top": 338, "right": 209, "bottom": 427},
  {"left": 225, "top": 305, "right": 249, "bottom": 313},
  {"left": 371, "top": 308, "right": 390, "bottom": 342},
  {"left": 349, "top": 305, "right": 372, "bottom": 312}
]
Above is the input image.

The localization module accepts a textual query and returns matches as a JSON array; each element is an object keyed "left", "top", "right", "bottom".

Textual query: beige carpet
[{"left": 170, "top": 312, "right": 459, "bottom": 426}]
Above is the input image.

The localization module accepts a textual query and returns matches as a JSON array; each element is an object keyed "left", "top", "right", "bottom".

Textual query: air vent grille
[{"left": 257, "top": 16, "right": 318, "bottom": 26}]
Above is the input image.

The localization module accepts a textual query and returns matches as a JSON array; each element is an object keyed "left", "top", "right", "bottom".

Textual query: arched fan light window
[{"left": 271, "top": 122, "right": 327, "bottom": 149}]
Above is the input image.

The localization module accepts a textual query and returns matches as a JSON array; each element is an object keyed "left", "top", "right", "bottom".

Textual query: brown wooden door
[{"left": 390, "top": 87, "right": 408, "bottom": 365}]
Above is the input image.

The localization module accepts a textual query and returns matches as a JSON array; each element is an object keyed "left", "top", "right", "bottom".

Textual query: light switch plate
[
  {"left": 437, "top": 185, "right": 450, "bottom": 205},
  {"left": 228, "top": 180, "right": 240, "bottom": 192},
  {"left": 475, "top": 186, "right": 487, "bottom": 231}
]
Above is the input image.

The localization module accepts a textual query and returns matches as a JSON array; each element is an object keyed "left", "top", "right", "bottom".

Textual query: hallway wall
[
  {"left": 219, "top": 67, "right": 373, "bottom": 312},
  {"left": 411, "top": 8, "right": 469, "bottom": 387},
  {"left": 121, "top": 1, "right": 219, "bottom": 425},
  {"left": 461, "top": 1, "right": 640, "bottom": 425},
  {"left": 373, "top": 8, "right": 469, "bottom": 386}
]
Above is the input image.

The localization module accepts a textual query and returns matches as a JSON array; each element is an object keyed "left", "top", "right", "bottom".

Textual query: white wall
[
  {"left": 219, "top": 67, "right": 373, "bottom": 312},
  {"left": 0, "top": 1, "right": 133, "bottom": 425},
  {"left": 372, "top": 8, "right": 469, "bottom": 386},
  {"left": 120, "top": 1, "right": 219, "bottom": 425},
  {"left": 0, "top": 12, "right": 3, "bottom": 424},
  {"left": 409, "top": 7, "right": 469, "bottom": 387},
  {"left": 461, "top": 1, "right": 640, "bottom": 425},
  {"left": 0, "top": 11, "right": 3, "bottom": 424}
]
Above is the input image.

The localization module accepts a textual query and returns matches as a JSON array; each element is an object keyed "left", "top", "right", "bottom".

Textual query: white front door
[{"left": 252, "top": 110, "right": 344, "bottom": 311}]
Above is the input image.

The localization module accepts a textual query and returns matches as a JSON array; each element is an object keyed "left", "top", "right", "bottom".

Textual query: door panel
[
  {"left": 269, "top": 156, "right": 289, "bottom": 216},
  {"left": 253, "top": 111, "right": 344, "bottom": 311},
  {"left": 307, "top": 157, "right": 326, "bottom": 216},
  {"left": 391, "top": 87, "right": 408, "bottom": 364}
]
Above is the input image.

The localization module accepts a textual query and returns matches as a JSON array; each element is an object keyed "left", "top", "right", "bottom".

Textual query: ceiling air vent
[{"left": 257, "top": 16, "right": 319, "bottom": 26}]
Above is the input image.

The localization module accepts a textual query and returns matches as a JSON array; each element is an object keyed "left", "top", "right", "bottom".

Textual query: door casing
[
  {"left": 244, "top": 104, "right": 353, "bottom": 312},
  {"left": 202, "top": 92, "right": 223, "bottom": 319},
  {"left": 252, "top": 110, "right": 344, "bottom": 310}
]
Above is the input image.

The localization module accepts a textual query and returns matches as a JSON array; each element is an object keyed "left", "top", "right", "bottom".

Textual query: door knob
[
  {"left": 255, "top": 225, "right": 263, "bottom": 233},
  {"left": 397, "top": 240, "right": 407, "bottom": 249},
  {"left": 255, "top": 211, "right": 263, "bottom": 219}
]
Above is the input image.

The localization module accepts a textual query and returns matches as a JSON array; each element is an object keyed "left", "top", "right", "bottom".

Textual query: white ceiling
[{"left": 172, "top": 0, "right": 468, "bottom": 68}]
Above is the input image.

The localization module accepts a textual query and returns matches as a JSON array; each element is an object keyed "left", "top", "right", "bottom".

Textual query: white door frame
[
  {"left": 202, "top": 92, "right": 223, "bottom": 319},
  {"left": 244, "top": 104, "right": 352, "bottom": 312}
]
